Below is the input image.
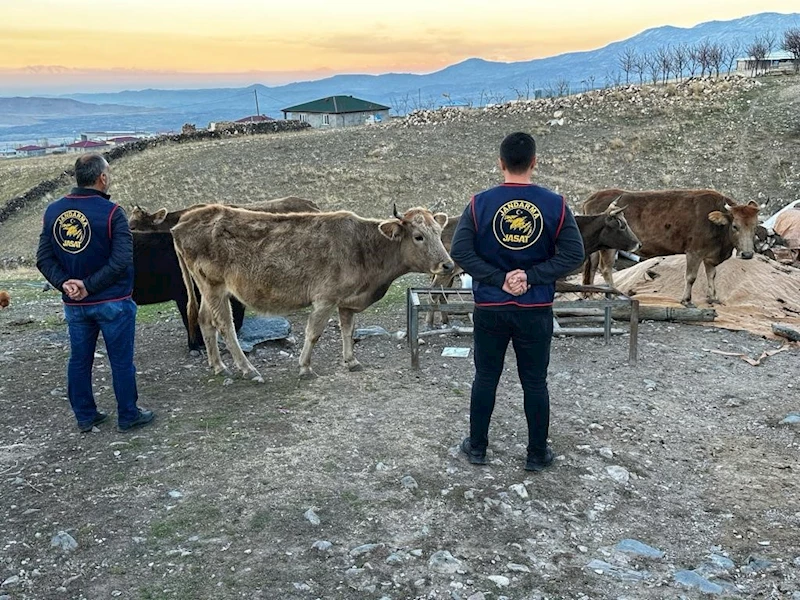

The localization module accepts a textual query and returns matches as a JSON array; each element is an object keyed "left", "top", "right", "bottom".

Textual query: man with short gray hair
[{"left": 36, "top": 153, "right": 154, "bottom": 432}]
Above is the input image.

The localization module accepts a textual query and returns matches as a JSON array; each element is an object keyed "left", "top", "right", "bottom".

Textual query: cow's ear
[
  {"left": 379, "top": 219, "right": 404, "bottom": 241},
  {"left": 152, "top": 208, "right": 168, "bottom": 224},
  {"left": 433, "top": 212, "right": 448, "bottom": 228},
  {"left": 747, "top": 200, "right": 759, "bottom": 208},
  {"left": 708, "top": 211, "right": 729, "bottom": 226}
]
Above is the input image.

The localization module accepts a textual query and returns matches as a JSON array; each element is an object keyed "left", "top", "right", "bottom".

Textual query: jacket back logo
[
  {"left": 493, "top": 200, "right": 543, "bottom": 250},
  {"left": 54, "top": 210, "right": 92, "bottom": 254}
]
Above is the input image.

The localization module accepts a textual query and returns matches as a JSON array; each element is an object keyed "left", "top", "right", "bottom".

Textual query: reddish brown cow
[
  {"left": 172, "top": 205, "right": 453, "bottom": 381},
  {"left": 582, "top": 189, "right": 760, "bottom": 306},
  {"left": 129, "top": 196, "right": 320, "bottom": 231}
]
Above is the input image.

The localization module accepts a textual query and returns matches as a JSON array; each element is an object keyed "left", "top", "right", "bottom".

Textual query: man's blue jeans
[
  {"left": 469, "top": 307, "right": 554, "bottom": 457},
  {"left": 63, "top": 298, "right": 140, "bottom": 427}
]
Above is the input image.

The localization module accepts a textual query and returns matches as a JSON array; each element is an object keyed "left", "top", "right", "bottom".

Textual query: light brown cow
[
  {"left": 171, "top": 205, "right": 453, "bottom": 380},
  {"left": 582, "top": 189, "right": 760, "bottom": 306},
  {"left": 129, "top": 196, "right": 320, "bottom": 231}
]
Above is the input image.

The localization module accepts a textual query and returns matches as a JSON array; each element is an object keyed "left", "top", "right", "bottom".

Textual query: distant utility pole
[{"left": 254, "top": 90, "right": 260, "bottom": 116}]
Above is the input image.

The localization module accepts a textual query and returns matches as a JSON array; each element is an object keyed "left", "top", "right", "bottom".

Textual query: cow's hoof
[
  {"left": 299, "top": 369, "right": 318, "bottom": 380},
  {"left": 215, "top": 366, "right": 232, "bottom": 377},
  {"left": 250, "top": 374, "right": 265, "bottom": 383},
  {"left": 347, "top": 362, "right": 364, "bottom": 372},
  {"left": 681, "top": 300, "right": 696, "bottom": 308},
  {"left": 707, "top": 298, "right": 722, "bottom": 305},
  {"left": 189, "top": 349, "right": 201, "bottom": 358}
]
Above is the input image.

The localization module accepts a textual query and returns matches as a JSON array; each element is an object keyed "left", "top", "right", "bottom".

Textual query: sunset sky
[{"left": 2, "top": 0, "right": 798, "bottom": 92}]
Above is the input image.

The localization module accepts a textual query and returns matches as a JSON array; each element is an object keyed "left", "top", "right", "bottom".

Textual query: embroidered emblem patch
[
  {"left": 493, "top": 200, "right": 543, "bottom": 250},
  {"left": 54, "top": 210, "right": 91, "bottom": 254}
]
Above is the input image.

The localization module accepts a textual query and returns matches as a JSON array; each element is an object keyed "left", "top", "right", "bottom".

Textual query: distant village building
[
  {"left": 78, "top": 131, "right": 147, "bottom": 143},
  {"left": 107, "top": 136, "right": 141, "bottom": 146},
  {"left": 736, "top": 50, "right": 796, "bottom": 74},
  {"left": 235, "top": 114, "right": 273, "bottom": 124},
  {"left": 67, "top": 140, "right": 108, "bottom": 153},
  {"left": 15, "top": 145, "right": 47, "bottom": 157},
  {"left": 281, "top": 96, "right": 390, "bottom": 128}
]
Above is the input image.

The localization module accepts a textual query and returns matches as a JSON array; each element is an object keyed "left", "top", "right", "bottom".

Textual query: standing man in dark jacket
[
  {"left": 451, "top": 132, "right": 584, "bottom": 471},
  {"left": 36, "top": 153, "right": 154, "bottom": 433}
]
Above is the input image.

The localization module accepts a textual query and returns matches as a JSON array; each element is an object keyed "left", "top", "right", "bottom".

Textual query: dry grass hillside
[{"left": 1, "top": 74, "right": 798, "bottom": 264}]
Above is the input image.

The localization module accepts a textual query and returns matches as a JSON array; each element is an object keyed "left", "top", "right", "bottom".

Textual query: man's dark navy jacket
[
  {"left": 451, "top": 183, "right": 585, "bottom": 309},
  {"left": 36, "top": 187, "right": 134, "bottom": 305}
]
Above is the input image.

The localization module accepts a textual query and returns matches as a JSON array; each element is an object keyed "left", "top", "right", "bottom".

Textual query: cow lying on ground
[
  {"left": 129, "top": 196, "right": 320, "bottom": 231},
  {"left": 172, "top": 205, "right": 453, "bottom": 380},
  {"left": 425, "top": 201, "right": 640, "bottom": 327},
  {"left": 131, "top": 197, "right": 321, "bottom": 352},
  {"left": 582, "top": 189, "right": 759, "bottom": 306}
]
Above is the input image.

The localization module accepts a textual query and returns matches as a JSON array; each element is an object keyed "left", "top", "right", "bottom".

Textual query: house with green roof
[{"left": 281, "top": 95, "right": 391, "bottom": 128}]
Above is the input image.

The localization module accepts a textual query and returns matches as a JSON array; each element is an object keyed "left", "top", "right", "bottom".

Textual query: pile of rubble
[
  {"left": 756, "top": 201, "right": 800, "bottom": 267},
  {"left": 392, "top": 75, "right": 761, "bottom": 128}
]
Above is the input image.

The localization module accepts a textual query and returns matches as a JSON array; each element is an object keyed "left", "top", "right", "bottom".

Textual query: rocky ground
[{"left": 1, "top": 270, "right": 799, "bottom": 600}]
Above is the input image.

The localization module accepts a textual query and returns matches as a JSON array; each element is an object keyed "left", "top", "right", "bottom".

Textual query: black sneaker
[
  {"left": 461, "top": 437, "right": 487, "bottom": 465},
  {"left": 118, "top": 409, "right": 155, "bottom": 432},
  {"left": 525, "top": 446, "right": 555, "bottom": 472},
  {"left": 78, "top": 412, "right": 108, "bottom": 433}
]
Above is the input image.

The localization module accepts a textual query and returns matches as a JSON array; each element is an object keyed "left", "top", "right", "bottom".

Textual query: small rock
[
  {"left": 222, "top": 378, "right": 233, "bottom": 386},
  {"left": 779, "top": 414, "right": 800, "bottom": 425},
  {"left": 410, "top": 549, "right": 423, "bottom": 557},
  {"left": 598, "top": 447, "right": 614, "bottom": 460},
  {"left": 674, "top": 570, "right": 723, "bottom": 594},
  {"left": 615, "top": 539, "right": 664, "bottom": 559},
  {"left": 697, "top": 553, "right": 735, "bottom": 577},
  {"left": 509, "top": 483, "right": 528, "bottom": 500},
  {"left": 605, "top": 465, "right": 630, "bottom": 484},
  {"left": 168, "top": 490, "right": 183, "bottom": 499},
  {"left": 386, "top": 552, "right": 405, "bottom": 565},
  {"left": 111, "top": 591, "right": 122, "bottom": 597},
  {"left": 375, "top": 462, "right": 390, "bottom": 471},
  {"left": 353, "top": 326, "right": 390, "bottom": 341},
  {"left": 586, "top": 559, "right": 648, "bottom": 581},
  {"left": 401, "top": 475, "right": 419, "bottom": 490},
  {"left": 577, "top": 545, "right": 589, "bottom": 553},
  {"left": 507, "top": 562, "right": 530, "bottom": 573},
  {"left": 741, "top": 554, "right": 774, "bottom": 574},
  {"left": 50, "top": 387, "right": 65, "bottom": 396},
  {"left": 467, "top": 594, "right": 486, "bottom": 600},
  {"left": 1, "top": 576, "right": 21, "bottom": 588},
  {"left": 51, "top": 531, "right": 78, "bottom": 552},
  {"left": 428, "top": 550, "right": 462, "bottom": 574},
  {"left": 643, "top": 379, "right": 657, "bottom": 391},
  {"left": 464, "top": 490, "right": 475, "bottom": 500},
  {"left": 304, "top": 508, "right": 321, "bottom": 526},
  {"left": 350, "top": 543, "right": 382, "bottom": 557},
  {"left": 293, "top": 582, "right": 312, "bottom": 591},
  {"left": 487, "top": 575, "right": 510, "bottom": 588},
  {"left": 312, "top": 540, "right": 332, "bottom": 552}
]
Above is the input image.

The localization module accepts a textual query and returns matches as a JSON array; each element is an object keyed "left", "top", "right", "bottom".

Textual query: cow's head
[
  {"left": 600, "top": 200, "right": 641, "bottom": 252},
  {"left": 708, "top": 200, "right": 760, "bottom": 259},
  {"left": 128, "top": 206, "right": 168, "bottom": 231},
  {"left": 379, "top": 205, "right": 454, "bottom": 275}
]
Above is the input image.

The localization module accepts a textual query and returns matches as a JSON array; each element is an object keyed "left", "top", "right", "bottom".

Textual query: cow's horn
[
  {"left": 724, "top": 202, "right": 733, "bottom": 212},
  {"left": 392, "top": 203, "right": 402, "bottom": 220}
]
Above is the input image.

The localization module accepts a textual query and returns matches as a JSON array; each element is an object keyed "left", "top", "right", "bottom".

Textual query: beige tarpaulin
[
  {"left": 774, "top": 208, "right": 800, "bottom": 249},
  {"left": 580, "top": 254, "right": 800, "bottom": 339}
]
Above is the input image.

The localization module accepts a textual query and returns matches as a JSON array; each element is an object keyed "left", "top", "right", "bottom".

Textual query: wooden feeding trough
[{"left": 406, "top": 283, "right": 640, "bottom": 369}]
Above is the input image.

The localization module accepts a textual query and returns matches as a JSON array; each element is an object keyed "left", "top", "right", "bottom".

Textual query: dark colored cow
[
  {"left": 582, "top": 189, "right": 760, "bottom": 306},
  {"left": 133, "top": 231, "right": 245, "bottom": 352}
]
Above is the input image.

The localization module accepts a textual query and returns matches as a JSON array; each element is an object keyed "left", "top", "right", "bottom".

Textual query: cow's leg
[
  {"left": 197, "top": 295, "right": 227, "bottom": 376},
  {"left": 338, "top": 307, "right": 363, "bottom": 372},
  {"left": 681, "top": 253, "right": 702, "bottom": 307},
  {"left": 207, "top": 290, "right": 262, "bottom": 382},
  {"left": 704, "top": 259, "right": 722, "bottom": 305},
  {"left": 298, "top": 301, "right": 336, "bottom": 379},
  {"left": 598, "top": 249, "right": 616, "bottom": 289}
]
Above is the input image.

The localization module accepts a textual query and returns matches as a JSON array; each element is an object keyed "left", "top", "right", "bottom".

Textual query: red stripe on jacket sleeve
[{"left": 555, "top": 196, "right": 566, "bottom": 237}]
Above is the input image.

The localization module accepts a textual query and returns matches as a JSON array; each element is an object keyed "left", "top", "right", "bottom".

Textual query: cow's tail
[
  {"left": 174, "top": 240, "right": 200, "bottom": 348},
  {"left": 582, "top": 252, "right": 597, "bottom": 287}
]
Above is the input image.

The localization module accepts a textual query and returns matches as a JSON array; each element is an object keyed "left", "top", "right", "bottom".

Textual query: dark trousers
[
  {"left": 63, "top": 298, "right": 140, "bottom": 427},
  {"left": 469, "top": 307, "right": 554, "bottom": 456}
]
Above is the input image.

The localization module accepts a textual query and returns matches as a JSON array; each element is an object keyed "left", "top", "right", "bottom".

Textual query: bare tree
[
  {"left": 763, "top": 30, "right": 777, "bottom": 57},
  {"left": 632, "top": 51, "right": 647, "bottom": 84},
  {"left": 746, "top": 37, "right": 769, "bottom": 75},
  {"left": 723, "top": 40, "right": 742, "bottom": 75},
  {"left": 687, "top": 44, "right": 700, "bottom": 78},
  {"left": 604, "top": 69, "right": 622, "bottom": 89},
  {"left": 707, "top": 42, "right": 724, "bottom": 77},
  {"left": 644, "top": 52, "right": 661, "bottom": 85},
  {"left": 782, "top": 27, "right": 800, "bottom": 73},
  {"left": 617, "top": 47, "right": 637, "bottom": 84},
  {"left": 656, "top": 45, "right": 673, "bottom": 83},
  {"left": 696, "top": 40, "right": 712, "bottom": 77},
  {"left": 555, "top": 77, "right": 571, "bottom": 97},
  {"left": 672, "top": 44, "right": 688, "bottom": 81}
]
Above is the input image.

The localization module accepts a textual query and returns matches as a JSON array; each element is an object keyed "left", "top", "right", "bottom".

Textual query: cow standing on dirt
[
  {"left": 128, "top": 197, "right": 321, "bottom": 352},
  {"left": 171, "top": 205, "right": 453, "bottom": 381},
  {"left": 582, "top": 189, "right": 760, "bottom": 306}
]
